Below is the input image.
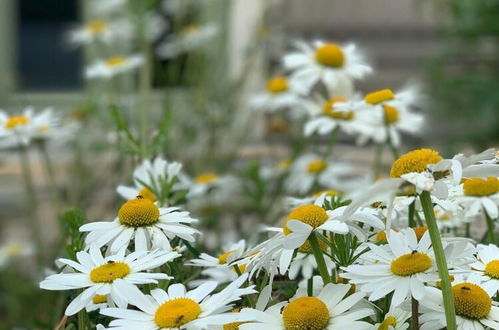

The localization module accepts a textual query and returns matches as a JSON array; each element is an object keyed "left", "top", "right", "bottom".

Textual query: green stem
[
  {"left": 308, "top": 232, "right": 330, "bottom": 285},
  {"left": 37, "top": 142, "right": 59, "bottom": 204},
  {"left": 373, "top": 143, "right": 384, "bottom": 178},
  {"left": 307, "top": 277, "right": 313, "bottom": 296},
  {"left": 138, "top": 25, "right": 152, "bottom": 157},
  {"left": 385, "top": 124, "right": 399, "bottom": 159},
  {"left": 408, "top": 201, "right": 416, "bottom": 228},
  {"left": 412, "top": 297, "right": 420, "bottom": 330},
  {"left": 484, "top": 209, "right": 496, "bottom": 245},
  {"left": 419, "top": 191, "right": 456, "bottom": 330}
]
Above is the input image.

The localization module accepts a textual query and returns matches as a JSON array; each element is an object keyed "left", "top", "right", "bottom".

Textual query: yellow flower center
[
  {"left": 218, "top": 250, "right": 236, "bottom": 264},
  {"left": 383, "top": 105, "right": 399, "bottom": 124},
  {"left": 484, "top": 260, "right": 499, "bottom": 279},
  {"left": 452, "top": 283, "right": 491, "bottom": 319},
  {"left": 414, "top": 227, "right": 428, "bottom": 241},
  {"left": 390, "top": 148, "right": 442, "bottom": 178},
  {"left": 315, "top": 43, "right": 344, "bottom": 68},
  {"left": 376, "top": 230, "right": 388, "bottom": 243},
  {"left": 322, "top": 97, "right": 354, "bottom": 120},
  {"left": 5, "top": 116, "right": 29, "bottom": 129},
  {"left": 311, "top": 190, "right": 340, "bottom": 198},
  {"left": 154, "top": 298, "right": 201, "bottom": 328},
  {"left": 463, "top": 177, "right": 499, "bottom": 197},
  {"left": 365, "top": 89, "right": 395, "bottom": 105},
  {"left": 378, "top": 316, "right": 397, "bottom": 330},
  {"left": 86, "top": 20, "right": 106, "bottom": 34},
  {"left": 283, "top": 205, "right": 329, "bottom": 253},
  {"left": 266, "top": 76, "right": 289, "bottom": 94},
  {"left": 3, "top": 243, "right": 25, "bottom": 256},
  {"left": 195, "top": 172, "right": 218, "bottom": 184},
  {"left": 118, "top": 196, "right": 159, "bottom": 227},
  {"left": 106, "top": 56, "right": 126, "bottom": 67},
  {"left": 282, "top": 296, "right": 330, "bottom": 330},
  {"left": 277, "top": 159, "right": 292, "bottom": 170},
  {"left": 390, "top": 251, "right": 432, "bottom": 276},
  {"left": 307, "top": 159, "right": 328, "bottom": 174},
  {"left": 92, "top": 295, "right": 107, "bottom": 304},
  {"left": 139, "top": 187, "right": 157, "bottom": 203},
  {"left": 89, "top": 262, "right": 130, "bottom": 283},
  {"left": 182, "top": 24, "right": 200, "bottom": 36}
]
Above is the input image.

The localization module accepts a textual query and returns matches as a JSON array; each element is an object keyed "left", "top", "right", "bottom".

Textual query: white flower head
[
  {"left": 67, "top": 18, "right": 133, "bottom": 45},
  {"left": 85, "top": 55, "right": 144, "bottom": 79},
  {"left": 157, "top": 23, "right": 218, "bottom": 59}
]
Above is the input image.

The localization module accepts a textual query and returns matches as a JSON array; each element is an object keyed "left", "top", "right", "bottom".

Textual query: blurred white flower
[
  {"left": 157, "top": 23, "right": 218, "bottom": 59},
  {"left": 85, "top": 55, "right": 144, "bottom": 79}
]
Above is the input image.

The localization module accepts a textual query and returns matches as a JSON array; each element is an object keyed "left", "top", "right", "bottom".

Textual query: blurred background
[{"left": 0, "top": 0, "right": 498, "bottom": 328}]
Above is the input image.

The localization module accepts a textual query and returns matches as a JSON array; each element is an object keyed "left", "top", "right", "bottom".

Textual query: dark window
[{"left": 16, "top": 0, "right": 82, "bottom": 91}]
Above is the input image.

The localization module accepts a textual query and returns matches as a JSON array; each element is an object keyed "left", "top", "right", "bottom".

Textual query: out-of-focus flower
[
  {"left": 67, "top": 19, "right": 133, "bottom": 45},
  {"left": 157, "top": 23, "right": 218, "bottom": 59},
  {"left": 0, "top": 242, "right": 33, "bottom": 268},
  {"left": 85, "top": 55, "right": 144, "bottom": 79}
]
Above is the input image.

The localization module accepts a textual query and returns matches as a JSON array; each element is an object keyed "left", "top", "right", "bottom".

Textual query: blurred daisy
[
  {"left": 239, "top": 283, "right": 373, "bottom": 329},
  {"left": 117, "top": 157, "right": 186, "bottom": 203},
  {"left": 283, "top": 40, "right": 372, "bottom": 95},
  {"left": 374, "top": 307, "right": 410, "bottom": 330},
  {"left": 101, "top": 274, "right": 255, "bottom": 329},
  {"left": 80, "top": 196, "right": 199, "bottom": 253},
  {"left": 342, "top": 229, "right": 458, "bottom": 307},
  {"left": 285, "top": 154, "right": 352, "bottom": 195},
  {"left": 157, "top": 23, "right": 218, "bottom": 59},
  {"left": 85, "top": 55, "right": 143, "bottom": 79},
  {"left": 470, "top": 244, "right": 499, "bottom": 296},
  {"left": 40, "top": 247, "right": 179, "bottom": 316},
  {"left": 67, "top": 19, "right": 133, "bottom": 45},
  {"left": 419, "top": 275, "right": 499, "bottom": 330},
  {"left": 250, "top": 76, "right": 306, "bottom": 116},
  {"left": 88, "top": 0, "right": 127, "bottom": 15},
  {"left": 457, "top": 177, "right": 499, "bottom": 219},
  {"left": 0, "top": 242, "right": 33, "bottom": 268},
  {"left": 29, "top": 108, "right": 62, "bottom": 141},
  {"left": 186, "top": 172, "right": 238, "bottom": 198}
]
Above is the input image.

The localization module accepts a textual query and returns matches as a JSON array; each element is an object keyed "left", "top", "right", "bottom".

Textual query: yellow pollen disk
[
  {"left": 390, "top": 252, "right": 432, "bottom": 276},
  {"left": 5, "top": 116, "right": 29, "bottom": 129},
  {"left": 86, "top": 20, "right": 106, "bottom": 34},
  {"left": 218, "top": 250, "right": 236, "bottom": 264},
  {"left": 118, "top": 197, "right": 160, "bottom": 227},
  {"left": 390, "top": 148, "right": 442, "bottom": 178},
  {"left": 89, "top": 262, "right": 130, "bottom": 283},
  {"left": 139, "top": 187, "right": 157, "bottom": 203},
  {"left": 283, "top": 205, "right": 329, "bottom": 253},
  {"left": 195, "top": 172, "right": 218, "bottom": 184},
  {"left": 266, "top": 76, "right": 289, "bottom": 94},
  {"left": 315, "top": 43, "right": 344, "bottom": 68},
  {"left": 452, "top": 283, "right": 491, "bottom": 319},
  {"left": 92, "top": 295, "right": 107, "bottom": 304},
  {"left": 365, "top": 89, "right": 395, "bottom": 105},
  {"left": 463, "top": 177, "right": 499, "bottom": 197},
  {"left": 413, "top": 227, "right": 428, "bottom": 241},
  {"left": 322, "top": 97, "right": 354, "bottom": 120},
  {"left": 484, "top": 260, "right": 499, "bottom": 279},
  {"left": 282, "top": 296, "right": 330, "bottom": 330},
  {"left": 154, "top": 298, "right": 201, "bottom": 328},
  {"left": 383, "top": 105, "right": 399, "bottom": 124},
  {"left": 378, "top": 316, "right": 397, "bottom": 330},
  {"left": 307, "top": 159, "right": 328, "bottom": 174},
  {"left": 106, "top": 56, "right": 126, "bottom": 67},
  {"left": 376, "top": 230, "right": 388, "bottom": 243}
]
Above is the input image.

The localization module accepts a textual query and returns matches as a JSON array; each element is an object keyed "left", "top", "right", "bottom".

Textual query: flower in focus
[
  {"left": 85, "top": 55, "right": 144, "bottom": 79},
  {"left": 101, "top": 274, "right": 255, "bottom": 329},
  {"left": 39, "top": 247, "right": 179, "bottom": 315},
  {"left": 80, "top": 196, "right": 199, "bottom": 252},
  {"left": 470, "top": 244, "right": 499, "bottom": 296},
  {"left": 239, "top": 283, "right": 373, "bottom": 329},
  {"left": 283, "top": 40, "right": 372, "bottom": 95},
  {"left": 373, "top": 307, "right": 410, "bottom": 330}
]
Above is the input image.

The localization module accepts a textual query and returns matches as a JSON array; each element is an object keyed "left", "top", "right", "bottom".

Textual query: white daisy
[
  {"left": 101, "top": 274, "right": 256, "bottom": 329},
  {"left": 67, "top": 19, "right": 133, "bottom": 45},
  {"left": 373, "top": 307, "right": 410, "bottom": 330},
  {"left": 186, "top": 172, "right": 238, "bottom": 198},
  {"left": 284, "top": 154, "right": 353, "bottom": 195},
  {"left": 0, "top": 242, "right": 33, "bottom": 268},
  {"left": 456, "top": 177, "right": 499, "bottom": 219},
  {"left": 419, "top": 275, "right": 499, "bottom": 330},
  {"left": 85, "top": 55, "right": 144, "bottom": 79},
  {"left": 39, "top": 247, "right": 179, "bottom": 315},
  {"left": 0, "top": 107, "right": 42, "bottom": 147},
  {"left": 283, "top": 40, "right": 372, "bottom": 95},
  {"left": 117, "top": 157, "right": 186, "bottom": 204},
  {"left": 239, "top": 283, "right": 374, "bottom": 330},
  {"left": 342, "top": 229, "right": 460, "bottom": 307},
  {"left": 80, "top": 196, "right": 199, "bottom": 253},
  {"left": 470, "top": 244, "right": 499, "bottom": 296},
  {"left": 157, "top": 23, "right": 218, "bottom": 59}
]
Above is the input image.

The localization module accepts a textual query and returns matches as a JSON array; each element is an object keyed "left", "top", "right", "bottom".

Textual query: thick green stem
[
  {"left": 408, "top": 201, "right": 416, "bottom": 228},
  {"left": 308, "top": 232, "right": 331, "bottom": 285},
  {"left": 484, "top": 209, "right": 496, "bottom": 245},
  {"left": 412, "top": 297, "right": 419, "bottom": 330},
  {"left": 419, "top": 191, "right": 456, "bottom": 330},
  {"left": 307, "top": 277, "right": 313, "bottom": 296}
]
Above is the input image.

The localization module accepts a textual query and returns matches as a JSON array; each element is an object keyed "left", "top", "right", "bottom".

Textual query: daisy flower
[
  {"left": 157, "top": 23, "right": 218, "bottom": 59},
  {"left": 342, "top": 229, "right": 464, "bottom": 307},
  {"left": 80, "top": 196, "right": 199, "bottom": 253},
  {"left": 457, "top": 177, "right": 499, "bottom": 219},
  {"left": 239, "top": 283, "right": 373, "bottom": 329},
  {"left": 85, "top": 54, "right": 144, "bottom": 79},
  {"left": 283, "top": 40, "right": 372, "bottom": 95},
  {"left": 39, "top": 247, "right": 179, "bottom": 315},
  {"left": 374, "top": 307, "right": 410, "bottom": 330},
  {"left": 117, "top": 157, "right": 186, "bottom": 204},
  {"left": 284, "top": 154, "right": 353, "bottom": 195},
  {"left": 186, "top": 172, "right": 238, "bottom": 198},
  {"left": 249, "top": 75, "right": 306, "bottom": 116},
  {"left": 67, "top": 19, "right": 133, "bottom": 45},
  {"left": 419, "top": 274, "right": 499, "bottom": 330},
  {"left": 0, "top": 242, "right": 33, "bottom": 268},
  {"left": 0, "top": 107, "right": 38, "bottom": 147},
  {"left": 88, "top": 0, "right": 127, "bottom": 15},
  {"left": 470, "top": 244, "right": 499, "bottom": 296},
  {"left": 101, "top": 274, "right": 256, "bottom": 329}
]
